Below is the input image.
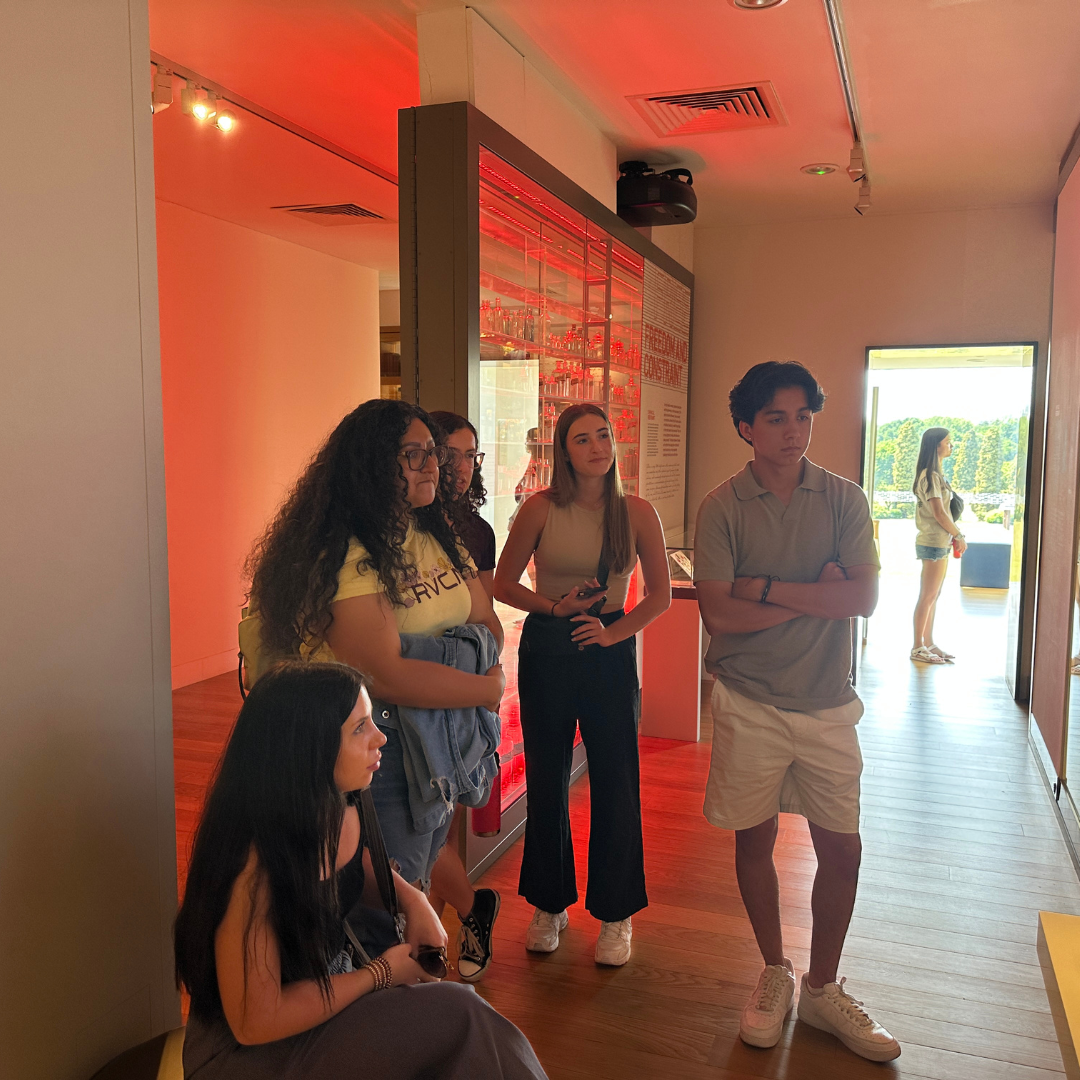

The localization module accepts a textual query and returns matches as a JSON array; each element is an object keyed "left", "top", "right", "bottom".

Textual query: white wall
[
  {"left": 380, "top": 288, "right": 402, "bottom": 326},
  {"left": 417, "top": 6, "right": 618, "bottom": 209},
  {"left": 158, "top": 202, "right": 381, "bottom": 688},
  {"left": 688, "top": 206, "right": 1054, "bottom": 512},
  {"left": 642, "top": 222, "right": 695, "bottom": 273},
  {"left": 0, "top": 1, "right": 179, "bottom": 1076}
]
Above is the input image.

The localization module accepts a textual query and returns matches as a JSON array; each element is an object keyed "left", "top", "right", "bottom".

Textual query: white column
[
  {"left": 416, "top": 5, "right": 618, "bottom": 209},
  {"left": 0, "top": 1, "right": 179, "bottom": 1076}
]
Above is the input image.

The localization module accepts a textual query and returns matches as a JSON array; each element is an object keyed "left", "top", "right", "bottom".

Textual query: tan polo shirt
[{"left": 694, "top": 460, "right": 879, "bottom": 711}]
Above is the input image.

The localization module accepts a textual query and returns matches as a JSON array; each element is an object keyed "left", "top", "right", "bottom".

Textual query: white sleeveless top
[{"left": 534, "top": 500, "right": 632, "bottom": 613}]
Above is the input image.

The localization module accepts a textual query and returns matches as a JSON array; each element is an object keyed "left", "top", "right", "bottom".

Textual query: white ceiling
[
  {"left": 475, "top": 0, "right": 1080, "bottom": 225},
  {"left": 152, "top": 85, "right": 400, "bottom": 285},
  {"left": 149, "top": 0, "right": 1080, "bottom": 268}
]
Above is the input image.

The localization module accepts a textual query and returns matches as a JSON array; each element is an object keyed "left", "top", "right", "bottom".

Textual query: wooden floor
[
  {"left": 172, "top": 581, "right": 1080, "bottom": 1078},
  {"left": 174, "top": 673, "right": 241, "bottom": 902}
]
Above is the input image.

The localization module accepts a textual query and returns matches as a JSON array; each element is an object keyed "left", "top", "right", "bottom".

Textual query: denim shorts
[
  {"left": 368, "top": 726, "right": 455, "bottom": 891},
  {"left": 915, "top": 544, "right": 949, "bottom": 561}
]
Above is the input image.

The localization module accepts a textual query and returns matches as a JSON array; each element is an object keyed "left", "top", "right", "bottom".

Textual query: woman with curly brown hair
[{"left": 246, "top": 399, "right": 503, "bottom": 920}]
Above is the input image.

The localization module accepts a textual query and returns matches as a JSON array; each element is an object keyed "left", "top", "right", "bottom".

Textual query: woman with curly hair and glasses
[
  {"left": 429, "top": 411, "right": 495, "bottom": 599},
  {"left": 421, "top": 410, "right": 503, "bottom": 981},
  {"left": 245, "top": 400, "right": 504, "bottom": 939},
  {"left": 175, "top": 662, "right": 546, "bottom": 1079}
]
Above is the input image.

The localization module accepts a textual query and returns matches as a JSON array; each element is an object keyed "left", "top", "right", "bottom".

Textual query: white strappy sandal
[{"left": 911, "top": 646, "right": 947, "bottom": 665}]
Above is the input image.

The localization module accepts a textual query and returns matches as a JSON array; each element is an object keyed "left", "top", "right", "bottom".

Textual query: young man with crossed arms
[{"left": 694, "top": 361, "right": 899, "bottom": 1062}]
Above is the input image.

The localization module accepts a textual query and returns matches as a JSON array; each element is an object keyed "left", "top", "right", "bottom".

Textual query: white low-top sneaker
[
  {"left": 739, "top": 959, "right": 795, "bottom": 1048},
  {"left": 796, "top": 974, "right": 901, "bottom": 1061},
  {"left": 525, "top": 908, "right": 568, "bottom": 953},
  {"left": 594, "top": 918, "right": 632, "bottom": 966}
]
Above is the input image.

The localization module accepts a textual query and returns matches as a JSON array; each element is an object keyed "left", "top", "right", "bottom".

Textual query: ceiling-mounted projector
[{"left": 617, "top": 160, "right": 697, "bottom": 227}]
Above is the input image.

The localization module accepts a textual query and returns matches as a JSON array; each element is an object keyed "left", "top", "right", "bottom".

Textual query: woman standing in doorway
[
  {"left": 911, "top": 427, "right": 967, "bottom": 664},
  {"left": 494, "top": 403, "right": 670, "bottom": 966}
]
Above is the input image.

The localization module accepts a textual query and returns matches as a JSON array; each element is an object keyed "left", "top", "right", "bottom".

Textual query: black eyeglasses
[
  {"left": 398, "top": 445, "right": 454, "bottom": 471},
  {"left": 448, "top": 449, "right": 486, "bottom": 470}
]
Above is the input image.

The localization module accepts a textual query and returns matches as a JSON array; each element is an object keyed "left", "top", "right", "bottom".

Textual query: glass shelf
[{"left": 477, "top": 145, "right": 644, "bottom": 812}]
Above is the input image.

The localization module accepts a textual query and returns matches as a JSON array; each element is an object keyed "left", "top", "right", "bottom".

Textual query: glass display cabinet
[
  {"left": 399, "top": 101, "right": 693, "bottom": 875},
  {"left": 478, "top": 146, "right": 643, "bottom": 531}
]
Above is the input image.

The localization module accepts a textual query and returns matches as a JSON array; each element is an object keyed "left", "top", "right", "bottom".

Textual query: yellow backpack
[{"left": 237, "top": 606, "right": 275, "bottom": 695}]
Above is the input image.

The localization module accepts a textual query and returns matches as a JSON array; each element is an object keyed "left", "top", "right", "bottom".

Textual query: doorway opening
[{"left": 860, "top": 344, "right": 1037, "bottom": 694}]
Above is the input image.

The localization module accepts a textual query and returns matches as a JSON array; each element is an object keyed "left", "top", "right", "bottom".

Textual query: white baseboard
[{"left": 172, "top": 648, "right": 237, "bottom": 690}]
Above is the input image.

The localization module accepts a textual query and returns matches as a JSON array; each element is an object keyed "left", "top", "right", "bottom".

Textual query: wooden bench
[
  {"left": 1039, "top": 911, "right": 1080, "bottom": 1079},
  {"left": 88, "top": 1027, "right": 184, "bottom": 1080}
]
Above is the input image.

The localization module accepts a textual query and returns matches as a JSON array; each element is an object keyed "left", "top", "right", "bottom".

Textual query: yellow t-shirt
[{"left": 328, "top": 524, "right": 475, "bottom": 639}]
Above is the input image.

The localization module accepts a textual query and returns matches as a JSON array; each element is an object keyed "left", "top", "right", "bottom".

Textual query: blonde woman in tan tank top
[{"left": 494, "top": 404, "right": 671, "bottom": 967}]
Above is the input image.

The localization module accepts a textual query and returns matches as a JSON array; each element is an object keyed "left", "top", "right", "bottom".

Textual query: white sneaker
[
  {"left": 797, "top": 974, "right": 901, "bottom": 1061},
  {"left": 525, "top": 908, "right": 568, "bottom": 953},
  {"left": 594, "top": 918, "right": 632, "bottom": 966},
  {"left": 739, "top": 959, "right": 795, "bottom": 1048}
]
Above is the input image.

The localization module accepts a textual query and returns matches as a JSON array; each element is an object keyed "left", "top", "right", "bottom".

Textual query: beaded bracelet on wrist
[{"left": 365, "top": 956, "right": 392, "bottom": 991}]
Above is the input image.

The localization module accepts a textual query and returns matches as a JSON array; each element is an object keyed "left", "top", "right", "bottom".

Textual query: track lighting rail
[{"left": 150, "top": 52, "right": 398, "bottom": 188}]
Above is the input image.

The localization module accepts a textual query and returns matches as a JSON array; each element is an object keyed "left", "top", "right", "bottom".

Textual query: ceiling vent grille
[
  {"left": 274, "top": 202, "right": 383, "bottom": 226},
  {"left": 627, "top": 82, "right": 785, "bottom": 137}
]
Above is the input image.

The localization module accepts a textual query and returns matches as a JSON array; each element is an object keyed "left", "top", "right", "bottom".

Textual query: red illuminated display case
[{"left": 399, "top": 102, "right": 693, "bottom": 876}]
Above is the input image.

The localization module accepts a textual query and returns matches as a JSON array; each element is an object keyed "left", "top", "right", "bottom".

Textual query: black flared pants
[{"left": 516, "top": 621, "right": 647, "bottom": 923}]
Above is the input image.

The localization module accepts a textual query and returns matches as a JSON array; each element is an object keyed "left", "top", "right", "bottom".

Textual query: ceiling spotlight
[
  {"left": 846, "top": 143, "right": 866, "bottom": 183},
  {"left": 801, "top": 163, "right": 839, "bottom": 176},
  {"left": 855, "top": 178, "right": 872, "bottom": 215},
  {"left": 215, "top": 109, "right": 236, "bottom": 133},
  {"left": 191, "top": 91, "right": 217, "bottom": 122},
  {"left": 729, "top": 0, "right": 789, "bottom": 7},
  {"left": 152, "top": 65, "right": 173, "bottom": 113}
]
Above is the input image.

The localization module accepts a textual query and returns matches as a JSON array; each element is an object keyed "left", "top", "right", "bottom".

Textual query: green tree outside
[
  {"left": 951, "top": 432, "right": 979, "bottom": 492},
  {"left": 975, "top": 423, "right": 1003, "bottom": 493},
  {"left": 973, "top": 422, "right": 1003, "bottom": 519},
  {"left": 892, "top": 420, "right": 920, "bottom": 489},
  {"left": 874, "top": 437, "right": 896, "bottom": 491}
]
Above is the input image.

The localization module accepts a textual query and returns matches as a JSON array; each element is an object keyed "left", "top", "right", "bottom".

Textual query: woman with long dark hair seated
[
  {"left": 175, "top": 662, "right": 546, "bottom": 1078},
  {"left": 244, "top": 400, "right": 504, "bottom": 973}
]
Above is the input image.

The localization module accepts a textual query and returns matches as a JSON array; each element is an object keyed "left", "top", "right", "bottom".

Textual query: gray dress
[
  {"left": 182, "top": 982, "right": 547, "bottom": 1079},
  {"left": 182, "top": 827, "right": 546, "bottom": 1079}
]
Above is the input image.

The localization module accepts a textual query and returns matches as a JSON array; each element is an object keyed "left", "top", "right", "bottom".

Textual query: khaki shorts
[{"left": 704, "top": 680, "right": 863, "bottom": 834}]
